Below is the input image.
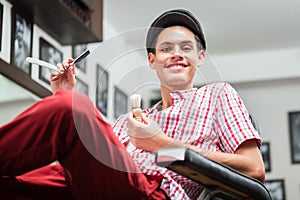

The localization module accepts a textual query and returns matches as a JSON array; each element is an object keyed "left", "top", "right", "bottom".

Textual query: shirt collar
[
  {"left": 147, "top": 88, "right": 198, "bottom": 114},
  {"left": 170, "top": 88, "right": 198, "bottom": 101}
]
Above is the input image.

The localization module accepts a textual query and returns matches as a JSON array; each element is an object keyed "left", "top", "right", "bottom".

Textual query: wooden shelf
[
  {"left": 9, "top": 0, "right": 103, "bottom": 45},
  {"left": 0, "top": 59, "right": 51, "bottom": 98}
]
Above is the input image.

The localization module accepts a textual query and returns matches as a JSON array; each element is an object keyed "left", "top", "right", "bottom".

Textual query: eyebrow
[
  {"left": 158, "top": 40, "right": 194, "bottom": 46},
  {"left": 158, "top": 41, "right": 173, "bottom": 46}
]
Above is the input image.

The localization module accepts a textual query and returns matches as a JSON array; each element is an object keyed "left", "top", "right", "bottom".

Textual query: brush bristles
[
  {"left": 129, "top": 94, "right": 142, "bottom": 122},
  {"left": 129, "top": 94, "right": 141, "bottom": 109}
]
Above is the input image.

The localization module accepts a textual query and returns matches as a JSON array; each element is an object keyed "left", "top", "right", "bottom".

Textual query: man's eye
[
  {"left": 182, "top": 46, "right": 192, "bottom": 51},
  {"left": 161, "top": 47, "right": 171, "bottom": 52}
]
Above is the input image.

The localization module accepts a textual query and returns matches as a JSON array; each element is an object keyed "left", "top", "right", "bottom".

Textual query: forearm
[
  {"left": 161, "top": 137, "right": 265, "bottom": 182},
  {"left": 187, "top": 141, "right": 265, "bottom": 183}
]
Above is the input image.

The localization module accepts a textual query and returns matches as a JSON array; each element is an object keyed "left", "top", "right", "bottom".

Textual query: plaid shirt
[{"left": 112, "top": 83, "right": 261, "bottom": 200}]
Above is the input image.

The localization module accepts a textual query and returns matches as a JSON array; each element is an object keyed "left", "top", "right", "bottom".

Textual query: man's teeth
[{"left": 168, "top": 65, "right": 185, "bottom": 69}]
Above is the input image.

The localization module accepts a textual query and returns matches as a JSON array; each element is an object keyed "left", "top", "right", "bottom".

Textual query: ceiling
[
  {"left": 104, "top": 0, "right": 300, "bottom": 55},
  {"left": 2, "top": 0, "right": 300, "bottom": 105}
]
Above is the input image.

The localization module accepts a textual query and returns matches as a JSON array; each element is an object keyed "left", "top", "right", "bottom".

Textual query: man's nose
[{"left": 171, "top": 46, "right": 183, "bottom": 59}]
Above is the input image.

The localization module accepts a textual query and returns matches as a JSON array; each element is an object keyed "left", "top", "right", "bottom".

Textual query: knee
[
  {"left": 49, "top": 90, "right": 75, "bottom": 112},
  {"left": 45, "top": 90, "right": 93, "bottom": 116}
]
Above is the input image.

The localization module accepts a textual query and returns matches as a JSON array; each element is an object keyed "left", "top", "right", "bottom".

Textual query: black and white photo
[
  {"left": 264, "top": 179, "right": 285, "bottom": 200},
  {"left": 96, "top": 64, "right": 109, "bottom": 116},
  {"left": 75, "top": 78, "right": 89, "bottom": 96},
  {"left": 11, "top": 12, "right": 32, "bottom": 74},
  {"left": 260, "top": 142, "right": 271, "bottom": 172},
  {"left": 72, "top": 44, "right": 87, "bottom": 73},
  {"left": 39, "top": 38, "right": 63, "bottom": 85},
  {"left": 114, "top": 86, "right": 128, "bottom": 119},
  {"left": 0, "top": 3, "right": 3, "bottom": 51},
  {"left": 288, "top": 111, "right": 300, "bottom": 163}
]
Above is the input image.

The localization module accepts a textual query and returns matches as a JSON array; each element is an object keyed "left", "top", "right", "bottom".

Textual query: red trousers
[{"left": 0, "top": 90, "right": 167, "bottom": 199}]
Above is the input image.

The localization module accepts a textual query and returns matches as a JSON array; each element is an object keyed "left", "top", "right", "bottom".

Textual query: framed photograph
[
  {"left": 75, "top": 78, "right": 89, "bottom": 96},
  {"left": 264, "top": 179, "right": 285, "bottom": 200},
  {"left": 260, "top": 142, "right": 271, "bottom": 172},
  {"left": 39, "top": 37, "right": 63, "bottom": 85},
  {"left": 288, "top": 111, "right": 300, "bottom": 163},
  {"left": 0, "top": 3, "right": 3, "bottom": 51},
  {"left": 150, "top": 97, "right": 161, "bottom": 107},
  {"left": 96, "top": 64, "right": 109, "bottom": 116},
  {"left": 72, "top": 43, "right": 87, "bottom": 73},
  {"left": 114, "top": 86, "right": 128, "bottom": 119},
  {"left": 11, "top": 10, "right": 33, "bottom": 74}
]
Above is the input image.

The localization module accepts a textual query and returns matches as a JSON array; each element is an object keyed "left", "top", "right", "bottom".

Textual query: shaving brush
[{"left": 129, "top": 93, "right": 143, "bottom": 122}]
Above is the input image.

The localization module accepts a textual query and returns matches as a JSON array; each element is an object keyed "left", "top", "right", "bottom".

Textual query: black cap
[{"left": 146, "top": 9, "right": 206, "bottom": 54}]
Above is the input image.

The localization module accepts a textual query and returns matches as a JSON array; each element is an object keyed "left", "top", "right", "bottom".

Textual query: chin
[{"left": 167, "top": 82, "right": 192, "bottom": 91}]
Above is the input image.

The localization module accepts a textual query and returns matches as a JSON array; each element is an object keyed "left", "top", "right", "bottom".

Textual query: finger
[
  {"left": 50, "top": 73, "right": 62, "bottom": 81},
  {"left": 69, "top": 64, "right": 76, "bottom": 75},
  {"left": 126, "top": 112, "right": 141, "bottom": 128},
  {"left": 128, "top": 112, "right": 134, "bottom": 120},
  {"left": 125, "top": 120, "right": 135, "bottom": 137},
  {"left": 126, "top": 127, "right": 140, "bottom": 138},
  {"left": 66, "top": 69, "right": 76, "bottom": 85},
  {"left": 68, "top": 58, "right": 75, "bottom": 64},
  {"left": 141, "top": 113, "right": 150, "bottom": 124},
  {"left": 145, "top": 121, "right": 162, "bottom": 136},
  {"left": 126, "top": 129, "right": 134, "bottom": 137},
  {"left": 126, "top": 113, "right": 142, "bottom": 135},
  {"left": 62, "top": 61, "right": 70, "bottom": 71},
  {"left": 56, "top": 63, "right": 65, "bottom": 72},
  {"left": 67, "top": 58, "right": 76, "bottom": 74},
  {"left": 126, "top": 113, "right": 134, "bottom": 128},
  {"left": 51, "top": 63, "right": 65, "bottom": 81}
]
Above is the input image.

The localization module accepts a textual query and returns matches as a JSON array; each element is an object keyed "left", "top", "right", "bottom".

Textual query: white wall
[
  {"left": 233, "top": 78, "right": 300, "bottom": 200},
  {"left": 213, "top": 48, "right": 300, "bottom": 84},
  {"left": 0, "top": 98, "right": 36, "bottom": 123}
]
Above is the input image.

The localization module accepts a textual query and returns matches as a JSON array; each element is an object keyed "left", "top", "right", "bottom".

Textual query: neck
[
  {"left": 160, "top": 85, "right": 193, "bottom": 109},
  {"left": 160, "top": 86, "right": 172, "bottom": 109}
]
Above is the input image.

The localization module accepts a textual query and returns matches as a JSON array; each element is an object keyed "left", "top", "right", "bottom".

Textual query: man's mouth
[{"left": 164, "top": 65, "right": 187, "bottom": 71}]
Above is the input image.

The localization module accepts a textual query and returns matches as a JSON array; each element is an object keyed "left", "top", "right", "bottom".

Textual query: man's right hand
[{"left": 50, "top": 58, "right": 76, "bottom": 94}]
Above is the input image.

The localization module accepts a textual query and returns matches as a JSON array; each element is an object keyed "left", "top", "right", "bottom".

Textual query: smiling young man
[
  {"left": 117, "top": 9, "right": 265, "bottom": 199},
  {"left": 0, "top": 9, "right": 264, "bottom": 200}
]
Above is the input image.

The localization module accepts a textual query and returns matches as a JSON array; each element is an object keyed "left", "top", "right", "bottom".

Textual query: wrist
[{"left": 186, "top": 145, "right": 212, "bottom": 158}]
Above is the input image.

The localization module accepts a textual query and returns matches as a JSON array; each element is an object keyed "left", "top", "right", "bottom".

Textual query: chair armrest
[{"left": 155, "top": 148, "right": 271, "bottom": 200}]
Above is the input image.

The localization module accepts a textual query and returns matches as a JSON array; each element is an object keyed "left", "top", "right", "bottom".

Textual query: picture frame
[
  {"left": 96, "top": 64, "right": 109, "bottom": 116},
  {"left": 75, "top": 77, "right": 89, "bottom": 96},
  {"left": 150, "top": 97, "right": 161, "bottom": 108},
  {"left": 114, "top": 86, "right": 128, "bottom": 119},
  {"left": 264, "top": 179, "right": 285, "bottom": 200},
  {"left": 72, "top": 43, "right": 87, "bottom": 73},
  {"left": 260, "top": 142, "right": 271, "bottom": 172},
  {"left": 11, "top": 9, "right": 33, "bottom": 74},
  {"left": 0, "top": 2, "right": 3, "bottom": 51},
  {"left": 288, "top": 111, "right": 300, "bottom": 164},
  {"left": 39, "top": 37, "right": 63, "bottom": 85}
]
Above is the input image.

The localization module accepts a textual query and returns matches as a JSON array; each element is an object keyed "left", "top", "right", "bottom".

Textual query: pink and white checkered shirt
[{"left": 112, "top": 83, "right": 261, "bottom": 200}]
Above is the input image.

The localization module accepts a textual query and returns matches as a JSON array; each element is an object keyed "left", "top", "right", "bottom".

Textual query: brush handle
[
  {"left": 132, "top": 108, "right": 143, "bottom": 122},
  {"left": 70, "top": 49, "right": 90, "bottom": 65}
]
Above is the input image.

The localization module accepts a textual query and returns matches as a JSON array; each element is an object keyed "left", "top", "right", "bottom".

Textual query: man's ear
[
  {"left": 197, "top": 50, "right": 206, "bottom": 67},
  {"left": 148, "top": 53, "right": 156, "bottom": 69}
]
